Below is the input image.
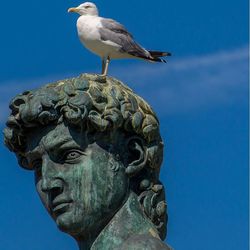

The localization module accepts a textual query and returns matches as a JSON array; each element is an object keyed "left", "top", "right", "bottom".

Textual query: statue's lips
[{"left": 51, "top": 201, "right": 72, "bottom": 216}]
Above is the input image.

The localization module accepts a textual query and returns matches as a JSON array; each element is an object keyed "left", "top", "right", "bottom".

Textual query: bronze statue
[{"left": 4, "top": 74, "right": 171, "bottom": 249}]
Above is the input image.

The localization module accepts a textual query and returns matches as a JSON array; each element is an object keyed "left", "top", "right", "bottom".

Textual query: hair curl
[{"left": 3, "top": 74, "right": 167, "bottom": 239}]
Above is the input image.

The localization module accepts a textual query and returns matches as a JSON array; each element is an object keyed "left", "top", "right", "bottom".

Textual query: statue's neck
[{"left": 77, "top": 192, "right": 159, "bottom": 250}]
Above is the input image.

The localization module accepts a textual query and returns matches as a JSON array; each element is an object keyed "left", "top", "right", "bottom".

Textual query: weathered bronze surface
[{"left": 4, "top": 74, "right": 171, "bottom": 249}]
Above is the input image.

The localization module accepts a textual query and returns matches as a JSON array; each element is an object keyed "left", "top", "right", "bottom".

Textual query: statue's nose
[
  {"left": 41, "top": 178, "right": 64, "bottom": 194},
  {"left": 41, "top": 178, "right": 64, "bottom": 210},
  {"left": 40, "top": 156, "right": 64, "bottom": 196}
]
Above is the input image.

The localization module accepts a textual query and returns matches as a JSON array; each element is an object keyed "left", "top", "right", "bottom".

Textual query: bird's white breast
[
  {"left": 76, "top": 16, "right": 122, "bottom": 58},
  {"left": 77, "top": 16, "right": 101, "bottom": 42}
]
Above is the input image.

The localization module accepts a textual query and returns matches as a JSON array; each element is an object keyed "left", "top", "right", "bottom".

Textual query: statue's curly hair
[{"left": 3, "top": 74, "right": 167, "bottom": 239}]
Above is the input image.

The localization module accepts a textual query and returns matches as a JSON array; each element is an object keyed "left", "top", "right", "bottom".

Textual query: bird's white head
[{"left": 68, "top": 2, "right": 99, "bottom": 16}]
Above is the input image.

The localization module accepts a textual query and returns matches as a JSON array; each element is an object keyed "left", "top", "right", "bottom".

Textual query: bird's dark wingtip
[
  {"left": 148, "top": 50, "right": 172, "bottom": 57},
  {"left": 162, "top": 52, "right": 171, "bottom": 57}
]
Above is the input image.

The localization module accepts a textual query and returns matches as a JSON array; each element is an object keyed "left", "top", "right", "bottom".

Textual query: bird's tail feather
[
  {"left": 148, "top": 50, "right": 171, "bottom": 63},
  {"left": 127, "top": 49, "right": 171, "bottom": 63},
  {"left": 148, "top": 51, "right": 172, "bottom": 57}
]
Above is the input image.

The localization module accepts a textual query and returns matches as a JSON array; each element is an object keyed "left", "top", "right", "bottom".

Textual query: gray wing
[
  {"left": 100, "top": 18, "right": 133, "bottom": 37},
  {"left": 99, "top": 18, "right": 150, "bottom": 59}
]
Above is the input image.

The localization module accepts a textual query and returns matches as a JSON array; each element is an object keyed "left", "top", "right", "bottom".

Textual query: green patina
[{"left": 4, "top": 74, "right": 171, "bottom": 250}]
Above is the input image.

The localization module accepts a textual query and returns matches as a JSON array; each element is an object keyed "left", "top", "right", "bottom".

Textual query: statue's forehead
[
  {"left": 26, "top": 123, "right": 85, "bottom": 152},
  {"left": 42, "top": 123, "right": 70, "bottom": 144}
]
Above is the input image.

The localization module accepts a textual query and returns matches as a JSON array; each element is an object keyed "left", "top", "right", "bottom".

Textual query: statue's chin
[
  {"left": 55, "top": 211, "right": 83, "bottom": 235},
  {"left": 55, "top": 211, "right": 97, "bottom": 239}
]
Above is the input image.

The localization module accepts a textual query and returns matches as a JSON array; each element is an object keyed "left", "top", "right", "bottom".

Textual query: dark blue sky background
[{"left": 0, "top": 0, "right": 248, "bottom": 249}]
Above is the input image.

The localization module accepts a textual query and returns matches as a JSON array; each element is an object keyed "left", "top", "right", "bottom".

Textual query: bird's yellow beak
[{"left": 68, "top": 7, "right": 78, "bottom": 13}]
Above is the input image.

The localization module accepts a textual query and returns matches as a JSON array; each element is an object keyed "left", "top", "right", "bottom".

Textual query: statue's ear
[{"left": 125, "top": 136, "right": 148, "bottom": 177}]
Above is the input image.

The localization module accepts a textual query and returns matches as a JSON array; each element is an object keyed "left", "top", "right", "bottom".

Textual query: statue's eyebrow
[{"left": 42, "top": 137, "right": 74, "bottom": 152}]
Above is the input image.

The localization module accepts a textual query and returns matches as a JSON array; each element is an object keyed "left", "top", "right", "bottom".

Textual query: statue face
[{"left": 25, "top": 123, "right": 129, "bottom": 239}]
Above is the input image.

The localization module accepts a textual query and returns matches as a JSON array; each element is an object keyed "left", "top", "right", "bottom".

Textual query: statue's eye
[{"left": 64, "top": 150, "right": 82, "bottom": 162}]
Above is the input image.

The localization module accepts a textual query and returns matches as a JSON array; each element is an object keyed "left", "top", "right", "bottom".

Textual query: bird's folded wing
[
  {"left": 99, "top": 18, "right": 150, "bottom": 58},
  {"left": 100, "top": 18, "right": 133, "bottom": 37}
]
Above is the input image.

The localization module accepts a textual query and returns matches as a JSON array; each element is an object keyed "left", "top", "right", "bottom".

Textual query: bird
[{"left": 68, "top": 2, "right": 171, "bottom": 76}]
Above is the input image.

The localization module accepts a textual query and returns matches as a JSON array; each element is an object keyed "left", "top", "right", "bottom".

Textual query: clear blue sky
[{"left": 0, "top": 0, "right": 248, "bottom": 249}]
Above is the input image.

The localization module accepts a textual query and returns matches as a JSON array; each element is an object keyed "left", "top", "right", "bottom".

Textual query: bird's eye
[{"left": 85, "top": 5, "right": 91, "bottom": 9}]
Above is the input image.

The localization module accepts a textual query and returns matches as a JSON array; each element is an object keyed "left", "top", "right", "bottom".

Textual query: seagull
[{"left": 68, "top": 2, "right": 171, "bottom": 76}]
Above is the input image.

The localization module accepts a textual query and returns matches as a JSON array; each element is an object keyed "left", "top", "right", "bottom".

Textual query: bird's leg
[
  {"left": 102, "top": 56, "right": 110, "bottom": 76},
  {"left": 101, "top": 58, "right": 106, "bottom": 74}
]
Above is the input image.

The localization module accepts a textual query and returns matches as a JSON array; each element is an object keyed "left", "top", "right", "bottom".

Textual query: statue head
[{"left": 4, "top": 74, "right": 167, "bottom": 242}]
